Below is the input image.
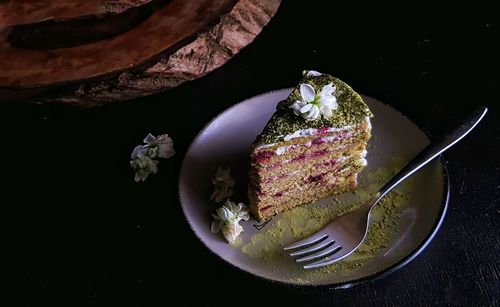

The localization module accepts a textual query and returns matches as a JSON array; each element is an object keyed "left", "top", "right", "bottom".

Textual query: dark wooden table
[{"left": 1, "top": 2, "right": 499, "bottom": 306}]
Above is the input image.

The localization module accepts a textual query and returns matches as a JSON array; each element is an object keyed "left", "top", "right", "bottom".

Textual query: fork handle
[{"left": 376, "top": 106, "right": 488, "bottom": 202}]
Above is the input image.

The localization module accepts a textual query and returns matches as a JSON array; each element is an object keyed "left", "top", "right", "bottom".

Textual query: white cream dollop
[{"left": 306, "top": 70, "right": 323, "bottom": 77}]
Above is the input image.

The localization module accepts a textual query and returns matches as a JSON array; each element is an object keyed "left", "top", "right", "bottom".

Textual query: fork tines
[{"left": 284, "top": 234, "right": 345, "bottom": 269}]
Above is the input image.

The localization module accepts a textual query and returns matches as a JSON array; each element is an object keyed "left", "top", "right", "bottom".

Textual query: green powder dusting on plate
[
  {"left": 232, "top": 237, "right": 243, "bottom": 248},
  {"left": 240, "top": 157, "right": 413, "bottom": 283}
]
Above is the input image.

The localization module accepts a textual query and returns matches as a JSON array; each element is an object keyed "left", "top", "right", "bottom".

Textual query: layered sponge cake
[{"left": 248, "top": 70, "right": 373, "bottom": 220}]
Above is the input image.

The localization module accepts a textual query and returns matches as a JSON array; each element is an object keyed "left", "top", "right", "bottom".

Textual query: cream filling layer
[
  {"left": 283, "top": 125, "right": 355, "bottom": 142},
  {"left": 256, "top": 117, "right": 371, "bottom": 149}
]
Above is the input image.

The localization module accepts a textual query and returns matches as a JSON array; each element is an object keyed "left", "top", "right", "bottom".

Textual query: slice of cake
[{"left": 248, "top": 70, "right": 373, "bottom": 220}]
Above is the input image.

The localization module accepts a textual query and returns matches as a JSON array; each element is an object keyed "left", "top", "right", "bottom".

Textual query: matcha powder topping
[{"left": 255, "top": 71, "right": 373, "bottom": 145}]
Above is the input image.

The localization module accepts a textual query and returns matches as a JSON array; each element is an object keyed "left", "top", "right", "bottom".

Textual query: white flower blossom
[
  {"left": 142, "top": 133, "right": 175, "bottom": 159},
  {"left": 210, "top": 166, "right": 235, "bottom": 203},
  {"left": 290, "top": 83, "right": 338, "bottom": 121},
  {"left": 130, "top": 133, "right": 175, "bottom": 182},
  {"left": 130, "top": 155, "right": 159, "bottom": 182},
  {"left": 210, "top": 199, "right": 249, "bottom": 244},
  {"left": 131, "top": 145, "right": 148, "bottom": 160}
]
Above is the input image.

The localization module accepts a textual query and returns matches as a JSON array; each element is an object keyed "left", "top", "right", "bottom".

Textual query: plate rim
[{"left": 178, "top": 88, "right": 450, "bottom": 288}]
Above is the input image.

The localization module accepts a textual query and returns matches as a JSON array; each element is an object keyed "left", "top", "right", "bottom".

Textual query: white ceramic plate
[{"left": 179, "top": 89, "right": 448, "bottom": 287}]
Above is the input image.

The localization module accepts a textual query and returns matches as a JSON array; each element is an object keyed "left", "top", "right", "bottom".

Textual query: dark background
[{"left": 1, "top": 2, "right": 499, "bottom": 306}]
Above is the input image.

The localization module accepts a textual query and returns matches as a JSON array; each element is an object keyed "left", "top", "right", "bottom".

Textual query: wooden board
[
  {"left": 0, "top": 0, "right": 281, "bottom": 106},
  {"left": 0, "top": 0, "right": 236, "bottom": 88},
  {"left": 6, "top": 0, "right": 164, "bottom": 50},
  {"left": 0, "top": 0, "right": 152, "bottom": 27}
]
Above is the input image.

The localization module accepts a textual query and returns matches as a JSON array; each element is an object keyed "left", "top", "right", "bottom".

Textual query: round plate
[{"left": 179, "top": 89, "right": 448, "bottom": 287}]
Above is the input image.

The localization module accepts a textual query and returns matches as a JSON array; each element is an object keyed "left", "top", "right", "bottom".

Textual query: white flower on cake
[
  {"left": 130, "top": 133, "right": 175, "bottom": 182},
  {"left": 211, "top": 199, "right": 250, "bottom": 244},
  {"left": 291, "top": 83, "right": 338, "bottom": 121},
  {"left": 211, "top": 166, "right": 236, "bottom": 203}
]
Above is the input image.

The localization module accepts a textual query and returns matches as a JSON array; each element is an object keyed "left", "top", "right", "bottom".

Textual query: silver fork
[{"left": 284, "top": 106, "right": 488, "bottom": 269}]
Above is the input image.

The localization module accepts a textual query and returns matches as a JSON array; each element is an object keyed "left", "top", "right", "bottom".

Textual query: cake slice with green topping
[{"left": 248, "top": 70, "right": 373, "bottom": 220}]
